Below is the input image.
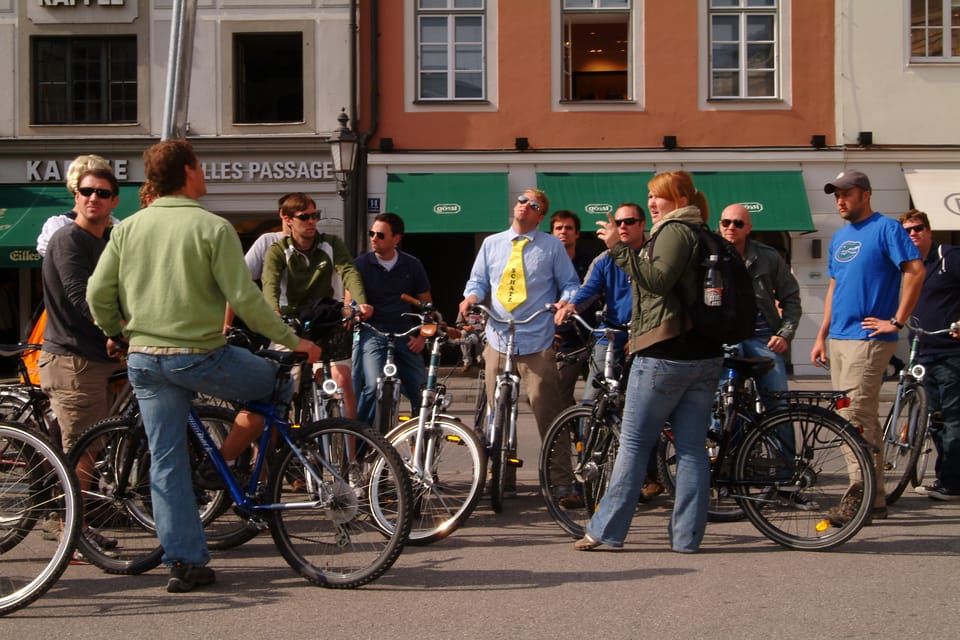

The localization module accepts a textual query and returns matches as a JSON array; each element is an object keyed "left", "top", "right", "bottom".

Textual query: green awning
[
  {"left": 385, "top": 172, "right": 509, "bottom": 233},
  {"left": 536, "top": 172, "right": 654, "bottom": 228},
  {"left": 0, "top": 184, "right": 142, "bottom": 268},
  {"left": 692, "top": 171, "right": 815, "bottom": 232}
]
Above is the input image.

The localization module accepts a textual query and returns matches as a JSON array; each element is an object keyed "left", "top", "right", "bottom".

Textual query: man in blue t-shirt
[
  {"left": 811, "top": 170, "right": 924, "bottom": 523},
  {"left": 353, "top": 213, "right": 432, "bottom": 429}
]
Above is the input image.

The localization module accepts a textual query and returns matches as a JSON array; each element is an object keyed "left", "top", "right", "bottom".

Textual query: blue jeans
[
  {"left": 737, "top": 336, "right": 789, "bottom": 410},
  {"left": 923, "top": 354, "right": 960, "bottom": 491},
  {"left": 586, "top": 355, "right": 722, "bottom": 553},
  {"left": 126, "top": 346, "right": 292, "bottom": 566},
  {"left": 354, "top": 330, "right": 426, "bottom": 428}
]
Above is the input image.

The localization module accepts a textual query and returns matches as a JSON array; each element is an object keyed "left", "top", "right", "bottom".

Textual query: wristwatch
[{"left": 888, "top": 318, "right": 904, "bottom": 330}]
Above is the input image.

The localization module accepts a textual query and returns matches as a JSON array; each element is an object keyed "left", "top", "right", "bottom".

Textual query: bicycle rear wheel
[
  {"left": 0, "top": 422, "right": 79, "bottom": 617},
  {"left": 656, "top": 427, "right": 745, "bottom": 522},
  {"left": 734, "top": 406, "right": 876, "bottom": 550},
  {"left": 881, "top": 385, "right": 927, "bottom": 505},
  {"left": 539, "top": 405, "right": 619, "bottom": 539},
  {"left": 268, "top": 418, "right": 412, "bottom": 588},
  {"left": 386, "top": 416, "right": 483, "bottom": 545}
]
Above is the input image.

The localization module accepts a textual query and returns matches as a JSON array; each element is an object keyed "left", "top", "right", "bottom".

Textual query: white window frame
[
  {"left": 415, "top": 0, "right": 487, "bottom": 102},
  {"left": 698, "top": 0, "right": 791, "bottom": 111},
  {"left": 909, "top": 0, "right": 960, "bottom": 62},
  {"left": 707, "top": 0, "right": 779, "bottom": 100},
  {"left": 551, "top": 0, "right": 644, "bottom": 112}
]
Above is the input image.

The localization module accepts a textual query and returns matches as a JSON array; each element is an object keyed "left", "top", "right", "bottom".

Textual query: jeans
[
  {"left": 586, "top": 355, "right": 722, "bottom": 552},
  {"left": 923, "top": 353, "right": 960, "bottom": 491},
  {"left": 354, "top": 329, "right": 426, "bottom": 428},
  {"left": 734, "top": 337, "right": 794, "bottom": 459},
  {"left": 126, "top": 346, "right": 291, "bottom": 566}
]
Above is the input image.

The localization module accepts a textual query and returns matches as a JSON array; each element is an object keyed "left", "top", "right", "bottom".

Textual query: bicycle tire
[
  {"left": 488, "top": 385, "right": 511, "bottom": 514},
  {"left": 656, "top": 427, "right": 745, "bottom": 523},
  {"left": 881, "top": 385, "right": 927, "bottom": 505},
  {"left": 734, "top": 405, "right": 876, "bottom": 550},
  {"left": 385, "top": 416, "right": 484, "bottom": 545},
  {"left": 374, "top": 378, "right": 399, "bottom": 434},
  {"left": 268, "top": 418, "right": 412, "bottom": 588},
  {"left": 914, "top": 427, "right": 935, "bottom": 488},
  {"left": 0, "top": 422, "right": 79, "bottom": 617}
]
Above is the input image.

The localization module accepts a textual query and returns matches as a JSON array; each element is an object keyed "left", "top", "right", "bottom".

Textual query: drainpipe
[{"left": 349, "top": 0, "right": 380, "bottom": 257}]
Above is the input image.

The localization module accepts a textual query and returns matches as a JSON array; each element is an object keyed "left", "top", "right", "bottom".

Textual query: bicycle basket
[{"left": 298, "top": 298, "right": 352, "bottom": 361}]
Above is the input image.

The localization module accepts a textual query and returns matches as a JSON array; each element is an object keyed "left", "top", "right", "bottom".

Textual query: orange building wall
[{"left": 359, "top": 1, "right": 835, "bottom": 151}]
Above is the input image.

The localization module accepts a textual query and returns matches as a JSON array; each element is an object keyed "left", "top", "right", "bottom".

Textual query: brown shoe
[{"left": 641, "top": 480, "right": 664, "bottom": 500}]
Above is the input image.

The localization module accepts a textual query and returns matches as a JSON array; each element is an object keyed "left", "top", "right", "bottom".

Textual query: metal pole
[{"left": 161, "top": 0, "right": 198, "bottom": 140}]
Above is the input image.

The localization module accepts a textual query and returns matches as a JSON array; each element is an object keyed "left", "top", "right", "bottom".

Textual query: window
[
  {"left": 234, "top": 33, "right": 304, "bottom": 123},
  {"left": 416, "top": 0, "right": 485, "bottom": 101},
  {"left": 911, "top": 0, "right": 960, "bottom": 60},
  {"left": 562, "top": 0, "right": 631, "bottom": 101},
  {"left": 32, "top": 36, "right": 137, "bottom": 125},
  {"left": 708, "top": 0, "right": 778, "bottom": 99}
]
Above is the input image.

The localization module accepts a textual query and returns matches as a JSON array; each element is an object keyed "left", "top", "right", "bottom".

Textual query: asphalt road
[{"left": 5, "top": 371, "right": 958, "bottom": 638}]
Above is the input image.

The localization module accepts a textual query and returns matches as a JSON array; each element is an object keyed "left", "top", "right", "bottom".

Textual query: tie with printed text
[{"left": 496, "top": 236, "right": 530, "bottom": 312}]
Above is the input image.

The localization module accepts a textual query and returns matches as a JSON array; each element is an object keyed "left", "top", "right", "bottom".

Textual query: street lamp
[{"left": 328, "top": 108, "right": 358, "bottom": 200}]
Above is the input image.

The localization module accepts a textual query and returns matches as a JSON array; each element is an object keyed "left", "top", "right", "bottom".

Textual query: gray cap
[{"left": 824, "top": 170, "right": 871, "bottom": 194}]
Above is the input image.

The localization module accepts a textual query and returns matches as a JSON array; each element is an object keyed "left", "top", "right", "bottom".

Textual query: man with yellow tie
[{"left": 459, "top": 188, "right": 581, "bottom": 498}]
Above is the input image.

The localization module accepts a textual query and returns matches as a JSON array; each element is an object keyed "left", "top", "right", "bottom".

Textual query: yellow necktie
[{"left": 496, "top": 236, "right": 530, "bottom": 312}]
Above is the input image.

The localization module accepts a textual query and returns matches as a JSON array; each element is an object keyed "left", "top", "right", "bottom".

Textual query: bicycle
[
  {"left": 881, "top": 318, "right": 960, "bottom": 504},
  {"left": 470, "top": 302, "right": 556, "bottom": 513},
  {"left": 375, "top": 297, "right": 484, "bottom": 544},
  {"left": 0, "top": 421, "right": 80, "bottom": 617},
  {"left": 68, "top": 349, "right": 413, "bottom": 588},
  {"left": 539, "top": 311, "right": 626, "bottom": 537},
  {"left": 0, "top": 344, "right": 62, "bottom": 443}
]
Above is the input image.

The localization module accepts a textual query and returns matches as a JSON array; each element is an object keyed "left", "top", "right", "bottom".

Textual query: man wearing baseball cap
[{"left": 811, "top": 169, "right": 924, "bottom": 524}]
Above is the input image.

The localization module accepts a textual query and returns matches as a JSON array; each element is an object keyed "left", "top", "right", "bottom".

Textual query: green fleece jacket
[
  {"left": 610, "top": 205, "right": 703, "bottom": 354},
  {"left": 87, "top": 195, "right": 297, "bottom": 350}
]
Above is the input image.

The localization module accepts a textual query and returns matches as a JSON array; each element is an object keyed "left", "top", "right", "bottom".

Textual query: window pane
[
  {"left": 747, "top": 70, "right": 774, "bottom": 96},
  {"left": 234, "top": 33, "right": 303, "bottom": 123},
  {"left": 746, "top": 15, "right": 774, "bottom": 40},
  {"left": 455, "top": 44, "right": 481, "bottom": 70},
  {"left": 598, "top": 0, "right": 630, "bottom": 7},
  {"left": 928, "top": 0, "right": 944, "bottom": 26},
  {"left": 711, "top": 0, "right": 738, "bottom": 7},
  {"left": 454, "top": 0, "right": 483, "bottom": 8},
  {"left": 455, "top": 72, "right": 483, "bottom": 97},
  {"left": 712, "top": 43, "right": 739, "bottom": 69},
  {"left": 420, "top": 17, "right": 448, "bottom": 43},
  {"left": 712, "top": 70, "right": 739, "bottom": 97},
  {"left": 421, "top": 45, "right": 448, "bottom": 71},
  {"left": 712, "top": 15, "right": 739, "bottom": 41},
  {"left": 562, "top": 10, "right": 630, "bottom": 101},
  {"left": 954, "top": 25, "right": 960, "bottom": 55},
  {"left": 454, "top": 16, "right": 482, "bottom": 42},
  {"left": 420, "top": 73, "right": 448, "bottom": 98},
  {"left": 419, "top": 0, "right": 447, "bottom": 9},
  {"left": 747, "top": 0, "right": 776, "bottom": 6},
  {"left": 564, "top": 0, "right": 595, "bottom": 8},
  {"left": 747, "top": 43, "right": 773, "bottom": 68}
]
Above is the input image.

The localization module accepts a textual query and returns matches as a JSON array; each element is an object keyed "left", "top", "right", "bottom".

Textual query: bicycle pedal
[
  {"left": 507, "top": 457, "right": 523, "bottom": 468},
  {"left": 444, "top": 434, "right": 465, "bottom": 445}
]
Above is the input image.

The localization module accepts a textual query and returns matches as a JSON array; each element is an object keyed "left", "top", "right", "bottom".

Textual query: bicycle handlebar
[
  {"left": 470, "top": 302, "right": 555, "bottom": 327},
  {"left": 906, "top": 317, "right": 960, "bottom": 336}
]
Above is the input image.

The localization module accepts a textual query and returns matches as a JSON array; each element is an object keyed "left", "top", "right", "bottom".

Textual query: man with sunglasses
[
  {"left": 261, "top": 192, "right": 370, "bottom": 419},
  {"left": 898, "top": 210, "right": 960, "bottom": 501},
  {"left": 353, "top": 213, "right": 432, "bottom": 429},
  {"left": 460, "top": 189, "right": 580, "bottom": 497},
  {"left": 40, "top": 167, "right": 124, "bottom": 458},
  {"left": 718, "top": 203, "right": 801, "bottom": 412},
  {"left": 811, "top": 170, "right": 923, "bottom": 523}
]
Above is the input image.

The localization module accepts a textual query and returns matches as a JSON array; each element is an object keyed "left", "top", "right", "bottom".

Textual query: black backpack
[{"left": 652, "top": 220, "right": 757, "bottom": 346}]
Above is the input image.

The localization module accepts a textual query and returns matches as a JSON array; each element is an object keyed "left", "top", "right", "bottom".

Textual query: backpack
[{"left": 652, "top": 220, "right": 757, "bottom": 346}]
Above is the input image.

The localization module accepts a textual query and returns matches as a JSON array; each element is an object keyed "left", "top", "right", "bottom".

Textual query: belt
[{"left": 127, "top": 346, "right": 210, "bottom": 355}]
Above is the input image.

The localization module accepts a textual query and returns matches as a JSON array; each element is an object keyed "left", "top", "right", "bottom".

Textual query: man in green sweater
[{"left": 87, "top": 139, "right": 320, "bottom": 593}]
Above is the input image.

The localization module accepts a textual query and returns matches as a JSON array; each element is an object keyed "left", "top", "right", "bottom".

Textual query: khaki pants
[
  {"left": 828, "top": 338, "right": 897, "bottom": 508},
  {"left": 38, "top": 351, "right": 119, "bottom": 451}
]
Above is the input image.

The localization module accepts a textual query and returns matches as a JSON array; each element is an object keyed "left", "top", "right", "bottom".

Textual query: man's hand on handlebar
[{"left": 294, "top": 337, "right": 322, "bottom": 364}]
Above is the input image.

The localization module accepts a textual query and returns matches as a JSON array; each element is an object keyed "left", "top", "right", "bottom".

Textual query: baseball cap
[{"left": 823, "top": 170, "right": 871, "bottom": 194}]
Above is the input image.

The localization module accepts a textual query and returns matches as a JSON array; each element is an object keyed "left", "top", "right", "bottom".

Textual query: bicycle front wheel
[
  {"left": 0, "top": 422, "right": 79, "bottom": 617},
  {"left": 386, "top": 416, "right": 484, "bottom": 545},
  {"left": 734, "top": 405, "right": 876, "bottom": 550},
  {"left": 881, "top": 385, "right": 927, "bottom": 505},
  {"left": 539, "top": 405, "right": 619, "bottom": 539},
  {"left": 488, "top": 388, "right": 511, "bottom": 514},
  {"left": 268, "top": 418, "right": 412, "bottom": 588},
  {"left": 373, "top": 379, "right": 399, "bottom": 434}
]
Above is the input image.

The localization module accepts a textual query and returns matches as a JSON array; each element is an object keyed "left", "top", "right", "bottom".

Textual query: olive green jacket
[{"left": 610, "top": 206, "right": 703, "bottom": 354}]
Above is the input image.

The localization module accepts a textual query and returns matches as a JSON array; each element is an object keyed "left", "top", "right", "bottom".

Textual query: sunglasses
[
  {"left": 517, "top": 195, "right": 542, "bottom": 212},
  {"left": 614, "top": 218, "right": 640, "bottom": 227},
  {"left": 291, "top": 212, "right": 320, "bottom": 221},
  {"left": 719, "top": 219, "right": 746, "bottom": 229},
  {"left": 903, "top": 224, "right": 926, "bottom": 234},
  {"left": 77, "top": 187, "right": 114, "bottom": 199},
  {"left": 368, "top": 230, "right": 386, "bottom": 240}
]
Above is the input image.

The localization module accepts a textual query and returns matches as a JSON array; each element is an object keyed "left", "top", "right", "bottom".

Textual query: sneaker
[
  {"left": 554, "top": 485, "right": 585, "bottom": 509},
  {"left": 69, "top": 550, "right": 89, "bottom": 566},
  {"left": 85, "top": 526, "right": 118, "bottom": 551},
  {"left": 825, "top": 482, "right": 864, "bottom": 527},
  {"left": 915, "top": 482, "right": 940, "bottom": 496},
  {"left": 927, "top": 485, "right": 960, "bottom": 501},
  {"left": 41, "top": 512, "right": 62, "bottom": 541},
  {"left": 167, "top": 562, "right": 216, "bottom": 593}
]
